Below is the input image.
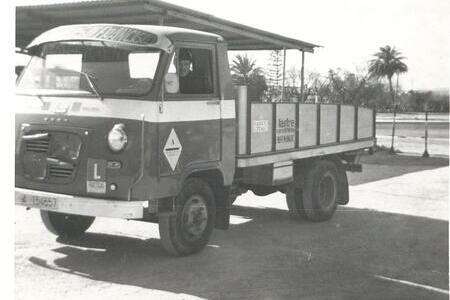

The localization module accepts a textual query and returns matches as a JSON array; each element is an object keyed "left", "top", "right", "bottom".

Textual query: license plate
[
  {"left": 18, "top": 194, "right": 58, "bottom": 210},
  {"left": 87, "top": 181, "right": 106, "bottom": 194}
]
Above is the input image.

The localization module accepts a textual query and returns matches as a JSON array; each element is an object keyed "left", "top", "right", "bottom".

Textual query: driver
[{"left": 177, "top": 49, "right": 203, "bottom": 94}]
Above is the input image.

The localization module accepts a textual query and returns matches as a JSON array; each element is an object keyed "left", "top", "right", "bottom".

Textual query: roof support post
[
  {"left": 282, "top": 47, "right": 286, "bottom": 102},
  {"left": 158, "top": 15, "right": 165, "bottom": 25},
  {"left": 300, "top": 50, "right": 305, "bottom": 103}
]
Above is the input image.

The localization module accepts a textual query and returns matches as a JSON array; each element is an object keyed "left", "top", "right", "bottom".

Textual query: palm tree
[
  {"left": 368, "top": 45, "right": 408, "bottom": 154},
  {"left": 231, "top": 54, "right": 262, "bottom": 85},
  {"left": 231, "top": 54, "right": 267, "bottom": 101}
]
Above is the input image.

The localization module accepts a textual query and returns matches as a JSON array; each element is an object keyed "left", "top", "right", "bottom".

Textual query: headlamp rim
[{"left": 107, "top": 123, "right": 128, "bottom": 152}]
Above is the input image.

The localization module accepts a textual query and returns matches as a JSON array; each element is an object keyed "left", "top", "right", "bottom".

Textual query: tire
[
  {"left": 285, "top": 185, "right": 306, "bottom": 219},
  {"left": 159, "top": 178, "right": 216, "bottom": 256},
  {"left": 40, "top": 210, "right": 95, "bottom": 237},
  {"left": 228, "top": 195, "right": 237, "bottom": 205},
  {"left": 252, "top": 185, "right": 276, "bottom": 196},
  {"left": 302, "top": 160, "right": 339, "bottom": 222},
  {"left": 278, "top": 186, "right": 287, "bottom": 194}
]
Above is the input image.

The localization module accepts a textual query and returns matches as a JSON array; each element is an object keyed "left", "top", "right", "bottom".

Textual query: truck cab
[{"left": 16, "top": 24, "right": 236, "bottom": 255}]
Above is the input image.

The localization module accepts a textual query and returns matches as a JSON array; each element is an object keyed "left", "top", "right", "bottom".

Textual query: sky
[{"left": 15, "top": 0, "right": 450, "bottom": 91}]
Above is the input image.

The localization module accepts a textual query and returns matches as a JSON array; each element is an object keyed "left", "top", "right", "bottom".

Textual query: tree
[
  {"left": 265, "top": 50, "right": 283, "bottom": 101},
  {"left": 368, "top": 46, "right": 408, "bottom": 104},
  {"left": 327, "top": 69, "right": 369, "bottom": 106},
  {"left": 405, "top": 90, "right": 449, "bottom": 112},
  {"left": 368, "top": 45, "right": 408, "bottom": 153},
  {"left": 231, "top": 54, "right": 261, "bottom": 85},
  {"left": 284, "top": 67, "right": 302, "bottom": 101},
  {"left": 287, "top": 67, "right": 299, "bottom": 87},
  {"left": 230, "top": 54, "right": 267, "bottom": 102},
  {"left": 268, "top": 50, "right": 283, "bottom": 86},
  {"left": 301, "top": 68, "right": 392, "bottom": 109},
  {"left": 303, "top": 71, "right": 328, "bottom": 103},
  {"left": 248, "top": 73, "right": 268, "bottom": 102}
]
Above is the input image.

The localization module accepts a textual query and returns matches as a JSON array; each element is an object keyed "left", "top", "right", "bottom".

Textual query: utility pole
[
  {"left": 422, "top": 110, "right": 430, "bottom": 157},
  {"left": 389, "top": 73, "right": 400, "bottom": 154}
]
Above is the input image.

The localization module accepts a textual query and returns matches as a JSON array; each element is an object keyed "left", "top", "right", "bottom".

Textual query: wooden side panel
[
  {"left": 358, "top": 107, "right": 373, "bottom": 139},
  {"left": 320, "top": 105, "right": 337, "bottom": 144},
  {"left": 340, "top": 105, "right": 355, "bottom": 141},
  {"left": 275, "top": 103, "right": 296, "bottom": 151},
  {"left": 298, "top": 104, "right": 317, "bottom": 147},
  {"left": 250, "top": 104, "right": 272, "bottom": 154}
]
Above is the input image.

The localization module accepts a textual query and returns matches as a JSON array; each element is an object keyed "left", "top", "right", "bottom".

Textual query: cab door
[{"left": 158, "top": 44, "right": 221, "bottom": 176}]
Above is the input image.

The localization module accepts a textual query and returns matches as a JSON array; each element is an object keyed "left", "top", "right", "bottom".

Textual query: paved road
[
  {"left": 15, "top": 153, "right": 449, "bottom": 299},
  {"left": 376, "top": 122, "right": 449, "bottom": 156}
]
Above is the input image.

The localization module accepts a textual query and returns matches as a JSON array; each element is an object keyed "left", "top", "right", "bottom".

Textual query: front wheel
[
  {"left": 159, "top": 178, "right": 216, "bottom": 256},
  {"left": 40, "top": 210, "right": 95, "bottom": 237}
]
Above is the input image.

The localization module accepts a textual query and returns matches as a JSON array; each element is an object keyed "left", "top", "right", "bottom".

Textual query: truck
[{"left": 15, "top": 24, "right": 375, "bottom": 256}]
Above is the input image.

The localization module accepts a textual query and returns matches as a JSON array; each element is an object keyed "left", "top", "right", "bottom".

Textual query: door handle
[{"left": 206, "top": 100, "right": 220, "bottom": 105}]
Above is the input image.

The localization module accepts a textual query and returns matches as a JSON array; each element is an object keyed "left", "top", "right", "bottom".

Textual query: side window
[{"left": 167, "top": 47, "right": 214, "bottom": 95}]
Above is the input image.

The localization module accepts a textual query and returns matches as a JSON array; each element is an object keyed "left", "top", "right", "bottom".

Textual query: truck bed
[{"left": 236, "top": 102, "right": 376, "bottom": 168}]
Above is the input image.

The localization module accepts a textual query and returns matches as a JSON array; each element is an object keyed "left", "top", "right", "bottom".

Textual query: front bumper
[{"left": 15, "top": 188, "right": 145, "bottom": 219}]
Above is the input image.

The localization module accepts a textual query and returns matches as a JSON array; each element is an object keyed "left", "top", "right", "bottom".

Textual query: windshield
[{"left": 17, "top": 41, "right": 162, "bottom": 97}]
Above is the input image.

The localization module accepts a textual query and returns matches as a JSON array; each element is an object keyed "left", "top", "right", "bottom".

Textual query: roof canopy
[{"left": 16, "top": 0, "right": 319, "bottom": 52}]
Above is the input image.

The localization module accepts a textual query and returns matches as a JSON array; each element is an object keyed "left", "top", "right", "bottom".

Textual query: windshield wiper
[
  {"left": 47, "top": 67, "right": 104, "bottom": 101},
  {"left": 78, "top": 71, "right": 103, "bottom": 101}
]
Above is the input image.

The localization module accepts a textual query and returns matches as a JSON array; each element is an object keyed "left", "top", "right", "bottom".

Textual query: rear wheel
[
  {"left": 302, "top": 160, "right": 339, "bottom": 221},
  {"left": 286, "top": 185, "right": 306, "bottom": 219},
  {"left": 159, "top": 178, "right": 216, "bottom": 256},
  {"left": 228, "top": 195, "right": 237, "bottom": 205},
  {"left": 40, "top": 210, "right": 95, "bottom": 237}
]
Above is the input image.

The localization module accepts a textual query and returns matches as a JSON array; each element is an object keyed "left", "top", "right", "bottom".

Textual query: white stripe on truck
[{"left": 16, "top": 95, "right": 235, "bottom": 122}]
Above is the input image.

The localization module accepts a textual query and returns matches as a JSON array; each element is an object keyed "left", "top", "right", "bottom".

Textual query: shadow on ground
[
  {"left": 348, "top": 151, "right": 449, "bottom": 186},
  {"left": 29, "top": 205, "right": 448, "bottom": 300}
]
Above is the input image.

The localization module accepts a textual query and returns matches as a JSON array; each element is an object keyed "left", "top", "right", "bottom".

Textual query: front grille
[
  {"left": 48, "top": 165, "right": 74, "bottom": 178},
  {"left": 21, "top": 129, "right": 82, "bottom": 183},
  {"left": 25, "top": 137, "right": 50, "bottom": 153}
]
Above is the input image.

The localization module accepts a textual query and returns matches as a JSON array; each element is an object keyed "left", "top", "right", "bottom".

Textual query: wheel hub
[
  {"left": 181, "top": 195, "right": 208, "bottom": 241},
  {"left": 318, "top": 172, "right": 336, "bottom": 209}
]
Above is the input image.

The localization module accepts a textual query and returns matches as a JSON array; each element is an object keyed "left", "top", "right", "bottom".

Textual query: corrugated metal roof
[
  {"left": 16, "top": 0, "right": 319, "bottom": 52},
  {"left": 27, "top": 24, "right": 223, "bottom": 51}
]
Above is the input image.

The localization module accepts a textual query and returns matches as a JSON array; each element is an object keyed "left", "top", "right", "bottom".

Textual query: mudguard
[
  {"left": 214, "top": 186, "right": 231, "bottom": 230},
  {"left": 328, "top": 156, "right": 350, "bottom": 205},
  {"left": 337, "top": 167, "right": 349, "bottom": 205}
]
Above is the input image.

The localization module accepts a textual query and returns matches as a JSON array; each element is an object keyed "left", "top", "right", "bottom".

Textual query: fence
[{"left": 376, "top": 111, "right": 449, "bottom": 157}]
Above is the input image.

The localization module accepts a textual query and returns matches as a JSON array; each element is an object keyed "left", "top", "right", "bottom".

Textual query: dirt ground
[{"left": 15, "top": 152, "right": 449, "bottom": 300}]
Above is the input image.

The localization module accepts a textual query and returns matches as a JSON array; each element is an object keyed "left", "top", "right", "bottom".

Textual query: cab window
[{"left": 165, "top": 47, "right": 214, "bottom": 95}]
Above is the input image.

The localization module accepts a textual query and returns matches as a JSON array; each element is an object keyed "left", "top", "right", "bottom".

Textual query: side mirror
[
  {"left": 15, "top": 66, "right": 24, "bottom": 77},
  {"left": 164, "top": 73, "right": 179, "bottom": 94}
]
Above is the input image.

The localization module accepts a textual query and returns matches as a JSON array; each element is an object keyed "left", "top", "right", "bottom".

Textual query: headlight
[{"left": 107, "top": 123, "right": 127, "bottom": 152}]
